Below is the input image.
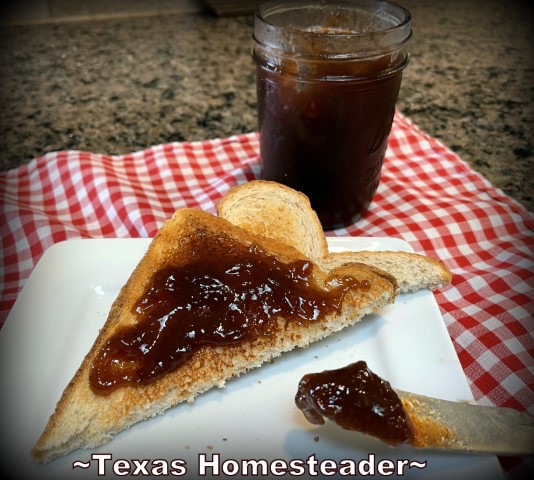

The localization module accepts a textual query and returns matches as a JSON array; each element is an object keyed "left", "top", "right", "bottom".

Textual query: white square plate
[{"left": 0, "top": 237, "right": 504, "bottom": 479}]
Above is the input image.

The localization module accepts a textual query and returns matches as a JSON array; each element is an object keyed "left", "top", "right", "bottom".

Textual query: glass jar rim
[{"left": 254, "top": 0, "right": 412, "bottom": 57}]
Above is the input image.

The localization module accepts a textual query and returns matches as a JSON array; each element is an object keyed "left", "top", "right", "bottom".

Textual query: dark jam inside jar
[
  {"left": 295, "top": 360, "right": 416, "bottom": 445},
  {"left": 256, "top": 64, "right": 403, "bottom": 230},
  {"left": 90, "top": 232, "right": 370, "bottom": 395},
  {"left": 253, "top": 1, "right": 411, "bottom": 230}
]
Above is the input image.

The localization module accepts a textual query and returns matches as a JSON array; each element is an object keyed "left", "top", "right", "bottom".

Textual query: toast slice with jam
[{"left": 32, "top": 206, "right": 398, "bottom": 463}]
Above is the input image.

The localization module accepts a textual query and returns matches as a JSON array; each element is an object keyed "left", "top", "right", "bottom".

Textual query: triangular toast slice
[
  {"left": 32, "top": 208, "right": 398, "bottom": 463},
  {"left": 218, "top": 180, "right": 452, "bottom": 292}
]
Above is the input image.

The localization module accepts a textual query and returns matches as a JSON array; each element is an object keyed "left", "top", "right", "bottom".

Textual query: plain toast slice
[
  {"left": 32, "top": 208, "right": 398, "bottom": 463},
  {"left": 218, "top": 180, "right": 452, "bottom": 292}
]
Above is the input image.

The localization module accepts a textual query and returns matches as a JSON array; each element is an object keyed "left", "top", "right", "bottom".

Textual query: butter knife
[{"left": 398, "top": 389, "right": 534, "bottom": 456}]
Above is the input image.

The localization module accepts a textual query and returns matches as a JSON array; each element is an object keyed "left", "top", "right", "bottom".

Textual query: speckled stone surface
[{"left": 0, "top": 0, "right": 533, "bottom": 211}]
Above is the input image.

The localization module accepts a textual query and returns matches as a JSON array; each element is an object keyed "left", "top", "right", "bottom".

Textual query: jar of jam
[{"left": 253, "top": 0, "right": 412, "bottom": 230}]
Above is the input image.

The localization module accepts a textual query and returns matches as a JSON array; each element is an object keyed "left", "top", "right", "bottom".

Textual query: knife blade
[{"left": 398, "top": 389, "right": 534, "bottom": 456}]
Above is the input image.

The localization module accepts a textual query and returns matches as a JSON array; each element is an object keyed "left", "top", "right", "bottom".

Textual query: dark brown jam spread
[
  {"left": 90, "top": 233, "right": 369, "bottom": 395},
  {"left": 295, "top": 360, "right": 416, "bottom": 445}
]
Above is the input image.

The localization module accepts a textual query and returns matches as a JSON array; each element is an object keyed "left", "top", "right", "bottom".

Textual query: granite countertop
[{"left": 0, "top": 0, "right": 533, "bottom": 212}]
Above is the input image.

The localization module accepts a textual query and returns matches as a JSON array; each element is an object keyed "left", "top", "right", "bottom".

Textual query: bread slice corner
[{"left": 218, "top": 180, "right": 452, "bottom": 293}]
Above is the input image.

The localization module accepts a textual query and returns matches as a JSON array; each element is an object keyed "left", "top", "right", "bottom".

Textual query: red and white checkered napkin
[{"left": 1, "top": 112, "right": 533, "bottom": 429}]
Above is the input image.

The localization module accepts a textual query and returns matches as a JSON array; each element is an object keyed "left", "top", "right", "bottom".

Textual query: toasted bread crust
[
  {"left": 218, "top": 180, "right": 329, "bottom": 262},
  {"left": 32, "top": 208, "right": 398, "bottom": 462},
  {"left": 321, "top": 251, "right": 452, "bottom": 292}
]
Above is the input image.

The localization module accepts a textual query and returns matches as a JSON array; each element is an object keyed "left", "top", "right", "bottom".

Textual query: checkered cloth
[{"left": 1, "top": 112, "right": 533, "bottom": 475}]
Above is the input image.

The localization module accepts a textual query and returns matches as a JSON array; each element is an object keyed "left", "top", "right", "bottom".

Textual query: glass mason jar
[{"left": 253, "top": 0, "right": 412, "bottom": 230}]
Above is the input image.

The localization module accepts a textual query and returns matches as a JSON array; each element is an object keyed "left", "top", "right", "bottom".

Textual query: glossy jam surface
[
  {"left": 90, "top": 233, "right": 368, "bottom": 394},
  {"left": 295, "top": 360, "right": 415, "bottom": 445}
]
